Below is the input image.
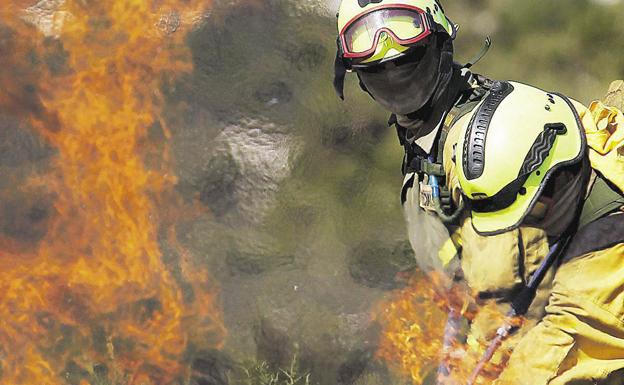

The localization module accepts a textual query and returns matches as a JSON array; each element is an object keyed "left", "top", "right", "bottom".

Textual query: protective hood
[
  {"left": 394, "top": 64, "right": 472, "bottom": 154},
  {"left": 354, "top": 34, "right": 453, "bottom": 115}
]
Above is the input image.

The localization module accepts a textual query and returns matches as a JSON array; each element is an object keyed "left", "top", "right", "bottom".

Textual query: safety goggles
[{"left": 339, "top": 5, "right": 433, "bottom": 60}]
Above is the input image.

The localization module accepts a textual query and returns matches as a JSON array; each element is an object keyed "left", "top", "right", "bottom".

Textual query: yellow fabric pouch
[{"left": 578, "top": 100, "right": 624, "bottom": 191}]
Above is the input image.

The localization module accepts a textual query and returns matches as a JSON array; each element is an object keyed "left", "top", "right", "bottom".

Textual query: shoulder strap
[
  {"left": 437, "top": 71, "right": 494, "bottom": 163},
  {"left": 435, "top": 87, "right": 486, "bottom": 165},
  {"left": 435, "top": 101, "right": 475, "bottom": 164}
]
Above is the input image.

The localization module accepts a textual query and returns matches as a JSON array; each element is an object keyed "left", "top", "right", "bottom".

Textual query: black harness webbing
[{"left": 393, "top": 76, "right": 488, "bottom": 225}]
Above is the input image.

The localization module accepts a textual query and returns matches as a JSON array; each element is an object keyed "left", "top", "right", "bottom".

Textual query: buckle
[{"left": 408, "top": 157, "right": 445, "bottom": 176}]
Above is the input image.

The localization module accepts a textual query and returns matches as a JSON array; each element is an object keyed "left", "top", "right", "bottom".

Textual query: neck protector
[{"left": 398, "top": 64, "right": 471, "bottom": 147}]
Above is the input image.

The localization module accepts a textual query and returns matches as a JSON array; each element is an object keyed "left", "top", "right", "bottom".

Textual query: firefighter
[{"left": 333, "top": 0, "right": 624, "bottom": 383}]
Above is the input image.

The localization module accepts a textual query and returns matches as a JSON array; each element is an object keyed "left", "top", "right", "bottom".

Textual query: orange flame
[
  {"left": 0, "top": 1, "right": 224, "bottom": 384},
  {"left": 375, "top": 272, "right": 518, "bottom": 385}
]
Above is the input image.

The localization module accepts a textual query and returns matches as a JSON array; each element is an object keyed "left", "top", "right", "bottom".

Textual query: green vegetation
[{"left": 446, "top": 0, "right": 624, "bottom": 101}]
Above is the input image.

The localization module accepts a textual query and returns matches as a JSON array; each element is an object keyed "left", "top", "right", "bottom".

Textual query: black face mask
[{"left": 354, "top": 34, "right": 453, "bottom": 116}]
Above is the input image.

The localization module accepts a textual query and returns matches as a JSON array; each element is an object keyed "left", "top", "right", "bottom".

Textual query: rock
[
  {"left": 22, "top": 0, "right": 72, "bottom": 38},
  {"left": 198, "top": 119, "right": 297, "bottom": 224}
]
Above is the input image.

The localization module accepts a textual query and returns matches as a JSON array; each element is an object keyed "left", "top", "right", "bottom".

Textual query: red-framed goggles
[{"left": 339, "top": 5, "right": 433, "bottom": 60}]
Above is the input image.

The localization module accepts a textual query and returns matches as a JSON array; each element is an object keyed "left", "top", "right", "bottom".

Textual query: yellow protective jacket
[{"left": 440, "top": 94, "right": 624, "bottom": 384}]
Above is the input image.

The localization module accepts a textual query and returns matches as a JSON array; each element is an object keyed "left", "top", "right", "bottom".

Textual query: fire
[
  {"left": 0, "top": 1, "right": 224, "bottom": 384},
  {"left": 375, "top": 272, "right": 518, "bottom": 385}
]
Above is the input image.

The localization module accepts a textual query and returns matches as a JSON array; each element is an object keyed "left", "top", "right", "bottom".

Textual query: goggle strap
[{"left": 423, "top": 12, "right": 435, "bottom": 31}]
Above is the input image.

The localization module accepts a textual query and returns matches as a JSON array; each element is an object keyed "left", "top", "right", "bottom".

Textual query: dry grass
[{"left": 240, "top": 355, "right": 311, "bottom": 385}]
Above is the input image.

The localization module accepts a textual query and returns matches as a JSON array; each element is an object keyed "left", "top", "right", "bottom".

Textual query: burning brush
[
  {"left": 376, "top": 237, "right": 567, "bottom": 385},
  {"left": 0, "top": 1, "right": 224, "bottom": 384},
  {"left": 375, "top": 271, "right": 526, "bottom": 385}
]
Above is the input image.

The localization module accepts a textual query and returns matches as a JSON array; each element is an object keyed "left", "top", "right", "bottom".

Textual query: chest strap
[{"left": 407, "top": 158, "right": 445, "bottom": 176}]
